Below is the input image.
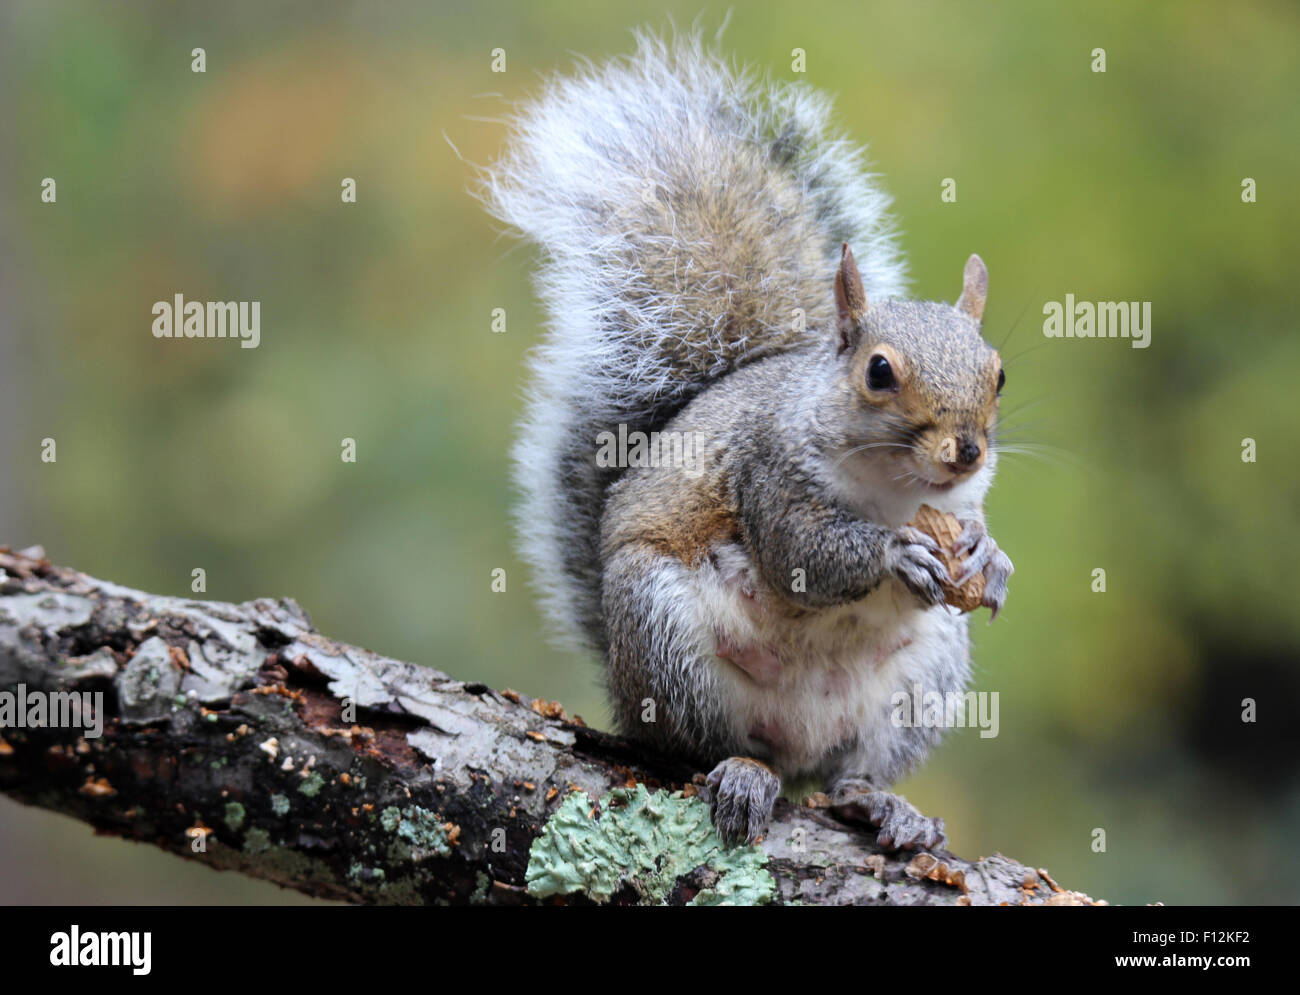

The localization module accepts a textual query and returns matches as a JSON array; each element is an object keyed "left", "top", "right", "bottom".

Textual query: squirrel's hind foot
[
  {"left": 704, "top": 756, "right": 780, "bottom": 846},
  {"left": 828, "top": 781, "right": 948, "bottom": 851}
]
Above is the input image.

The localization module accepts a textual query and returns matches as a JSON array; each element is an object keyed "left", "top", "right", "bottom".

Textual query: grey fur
[
  {"left": 484, "top": 33, "right": 1011, "bottom": 849},
  {"left": 705, "top": 757, "right": 782, "bottom": 846},
  {"left": 829, "top": 781, "right": 948, "bottom": 850}
]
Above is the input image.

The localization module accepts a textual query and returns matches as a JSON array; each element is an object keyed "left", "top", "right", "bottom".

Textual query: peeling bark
[{"left": 0, "top": 547, "right": 1100, "bottom": 906}]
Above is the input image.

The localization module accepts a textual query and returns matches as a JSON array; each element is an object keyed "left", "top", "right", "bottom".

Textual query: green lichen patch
[
  {"left": 525, "top": 785, "right": 774, "bottom": 906},
  {"left": 237, "top": 827, "right": 338, "bottom": 889},
  {"left": 377, "top": 875, "right": 422, "bottom": 905},
  {"left": 270, "top": 793, "right": 290, "bottom": 816},
  {"left": 390, "top": 806, "right": 451, "bottom": 861},
  {"left": 471, "top": 871, "right": 491, "bottom": 905},
  {"left": 243, "top": 827, "right": 272, "bottom": 855},
  {"left": 223, "top": 801, "right": 245, "bottom": 831},
  {"left": 380, "top": 806, "right": 401, "bottom": 833},
  {"left": 348, "top": 862, "right": 385, "bottom": 884},
  {"left": 298, "top": 771, "right": 325, "bottom": 797}
]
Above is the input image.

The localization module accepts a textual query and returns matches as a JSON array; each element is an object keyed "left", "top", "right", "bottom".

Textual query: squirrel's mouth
[{"left": 913, "top": 464, "right": 973, "bottom": 491}]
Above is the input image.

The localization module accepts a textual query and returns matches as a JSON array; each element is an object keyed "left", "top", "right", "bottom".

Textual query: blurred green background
[{"left": 1, "top": 0, "right": 1297, "bottom": 905}]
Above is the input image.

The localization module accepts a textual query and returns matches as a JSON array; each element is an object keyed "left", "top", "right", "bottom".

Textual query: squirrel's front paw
[
  {"left": 703, "top": 756, "right": 780, "bottom": 846},
  {"left": 954, "top": 520, "right": 1014, "bottom": 619},
  {"left": 888, "top": 527, "right": 950, "bottom": 607},
  {"left": 828, "top": 780, "right": 947, "bottom": 851}
]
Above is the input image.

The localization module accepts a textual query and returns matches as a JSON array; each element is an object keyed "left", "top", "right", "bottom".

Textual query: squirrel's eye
[
  {"left": 866, "top": 355, "right": 895, "bottom": 391},
  {"left": 996, "top": 368, "right": 1006, "bottom": 394}
]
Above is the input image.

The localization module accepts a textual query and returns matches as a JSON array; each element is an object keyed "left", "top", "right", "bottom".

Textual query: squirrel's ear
[
  {"left": 956, "top": 254, "right": 988, "bottom": 322},
  {"left": 835, "top": 243, "right": 868, "bottom": 352}
]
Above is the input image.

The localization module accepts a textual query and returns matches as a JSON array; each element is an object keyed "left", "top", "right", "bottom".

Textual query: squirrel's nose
[{"left": 949, "top": 438, "right": 982, "bottom": 471}]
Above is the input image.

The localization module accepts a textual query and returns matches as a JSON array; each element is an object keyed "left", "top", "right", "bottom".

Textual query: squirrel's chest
[{"left": 690, "top": 544, "right": 966, "bottom": 776}]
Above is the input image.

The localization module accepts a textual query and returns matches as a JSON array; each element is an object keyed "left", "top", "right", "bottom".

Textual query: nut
[{"left": 907, "top": 504, "right": 985, "bottom": 612}]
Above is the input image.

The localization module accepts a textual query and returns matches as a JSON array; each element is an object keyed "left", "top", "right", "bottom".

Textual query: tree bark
[{"left": 0, "top": 546, "right": 1101, "bottom": 906}]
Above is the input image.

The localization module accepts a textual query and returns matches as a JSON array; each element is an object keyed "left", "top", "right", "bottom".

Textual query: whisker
[
  {"left": 996, "top": 291, "right": 1039, "bottom": 353},
  {"left": 833, "top": 441, "right": 913, "bottom": 469},
  {"left": 1000, "top": 340, "right": 1054, "bottom": 366},
  {"left": 991, "top": 442, "right": 1083, "bottom": 471}
]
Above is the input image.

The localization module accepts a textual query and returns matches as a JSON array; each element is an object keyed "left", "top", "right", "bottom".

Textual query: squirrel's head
[{"left": 833, "top": 245, "right": 1003, "bottom": 494}]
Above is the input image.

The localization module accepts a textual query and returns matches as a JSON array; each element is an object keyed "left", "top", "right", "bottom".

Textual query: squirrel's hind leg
[{"left": 603, "top": 542, "right": 780, "bottom": 844}]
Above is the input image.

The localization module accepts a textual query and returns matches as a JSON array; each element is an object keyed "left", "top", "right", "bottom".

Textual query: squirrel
[{"left": 482, "top": 32, "right": 1013, "bottom": 850}]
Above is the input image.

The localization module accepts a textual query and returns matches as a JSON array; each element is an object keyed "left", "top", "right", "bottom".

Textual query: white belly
[{"left": 688, "top": 543, "right": 969, "bottom": 778}]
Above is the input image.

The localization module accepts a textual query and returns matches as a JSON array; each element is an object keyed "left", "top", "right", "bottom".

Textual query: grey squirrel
[{"left": 482, "top": 32, "right": 1013, "bottom": 849}]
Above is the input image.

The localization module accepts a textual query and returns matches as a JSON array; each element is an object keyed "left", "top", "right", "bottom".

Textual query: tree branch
[{"left": 0, "top": 546, "right": 1100, "bottom": 906}]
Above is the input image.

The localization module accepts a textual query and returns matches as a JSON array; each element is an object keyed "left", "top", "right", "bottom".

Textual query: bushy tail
[{"left": 481, "top": 31, "right": 907, "bottom": 656}]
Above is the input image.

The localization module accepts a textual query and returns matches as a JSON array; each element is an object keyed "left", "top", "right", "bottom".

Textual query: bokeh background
[{"left": 1, "top": 0, "right": 1297, "bottom": 905}]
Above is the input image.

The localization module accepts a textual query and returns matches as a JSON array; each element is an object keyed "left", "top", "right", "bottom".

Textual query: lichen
[
  {"left": 298, "top": 772, "right": 325, "bottom": 797},
  {"left": 389, "top": 806, "right": 451, "bottom": 861},
  {"left": 348, "top": 862, "right": 384, "bottom": 884},
  {"left": 377, "top": 876, "right": 422, "bottom": 905},
  {"left": 243, "top": 827, "right": 272, "bottom": 855},
  {"left": 270, "top": 793, "right": 290, "bottom": 816},
  {"left": 237, "top": 827, "right": 337, "bottom": 887},
  {"left": 116, "top": 636, "right": 182, "bottom": 724},
  {"left": 525, "top": 785, "right": 775, "bottom": 906},
  {"left": 223, "top": 801, "right": 245, "bottom": 831}
]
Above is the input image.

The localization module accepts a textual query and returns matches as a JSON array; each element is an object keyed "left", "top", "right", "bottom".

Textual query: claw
[
  {"left": 891, "top": 529, "right": 951, "bottom": 607},
  {"left": 982, "top": 550, "right": 1013, "bottom": 620},
  {"left": 897, "top": 526, "right": 940, "bottom": 553},
  {"left": 956, "top": 538, "right": 994, "bottom": 585},
  {"left": 953, "top": 519, "right": 985, "bottom": 555}
]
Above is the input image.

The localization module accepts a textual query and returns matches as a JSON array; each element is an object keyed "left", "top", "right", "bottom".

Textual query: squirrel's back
[{"left": 482, "top": 31, "right": 908, "bottom": 656}]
